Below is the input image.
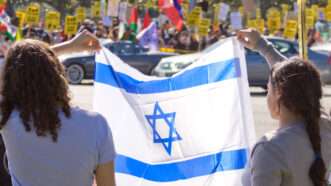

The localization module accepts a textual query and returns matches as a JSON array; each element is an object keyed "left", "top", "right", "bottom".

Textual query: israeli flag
[{"left": 93, "top": 37, "right": 256, "bottom": 186}]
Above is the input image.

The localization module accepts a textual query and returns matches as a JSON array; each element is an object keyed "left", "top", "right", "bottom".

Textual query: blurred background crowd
[{"left": 0, "top": 0, "right": 331, "bottom": 56}]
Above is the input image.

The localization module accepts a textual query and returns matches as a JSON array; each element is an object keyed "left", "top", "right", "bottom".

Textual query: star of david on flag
[
  {"left": 145, "top": 102, "right": 182, "bottom": 155},
  {"left": 94, "top": 37, "right": 256, "bottom": 186}
]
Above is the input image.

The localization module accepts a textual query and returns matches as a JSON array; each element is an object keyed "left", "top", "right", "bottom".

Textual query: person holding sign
[
  {"left": 0, "top": 31, "right": 115, "bottom": 186},
  {"left": 238, "top": 29, "right": 331, "bottom": 186}
]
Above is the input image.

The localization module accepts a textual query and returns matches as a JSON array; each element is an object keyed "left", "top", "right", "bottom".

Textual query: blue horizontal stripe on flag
[
  {"left": 115, "top": 148, "right": 247, "bottom": 182},
  {"left": 95, "top": 58, "right": 241, "bottom": 94}
]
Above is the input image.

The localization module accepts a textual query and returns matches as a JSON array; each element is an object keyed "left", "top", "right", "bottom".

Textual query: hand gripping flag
[{"left": 93, "top": 37, "right": 256, "bottom": 186}]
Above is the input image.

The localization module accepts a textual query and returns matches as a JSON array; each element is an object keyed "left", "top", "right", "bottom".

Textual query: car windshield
[
  {"left": 160, "top": 62, "right": 173, "bottom": 70},
  {"left": 270, "top": 40, "right": 291, "bottom": 54},
  {"left": 176, "top": 62, "right": 192, "bottom": 69}
]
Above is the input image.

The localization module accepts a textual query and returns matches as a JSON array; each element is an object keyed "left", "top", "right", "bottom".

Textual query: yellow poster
[
  {"left": 281, "top": 4, "right": 289, "bottom": 15},
  {"left": 267, "top": 16, "right": 281, "bottom": 33},
  {"left": 326, "top": 10, "right": 331, "bottom": 21},
  {"left": 311, "top": 4, "right": 319, "bottom": 19},
  {"left": 188, "top": 7, "right": 201, "bottom": 26},
  {"left": 198, "top": 19, "right": 210, "bottom": 36},
  {"left": 239, "top": 6, "right": 244, "bottom": 16},
  {"left": 26, "top": 3, "right": 40, "bottom": 25},
  {"left": 45, "top": 11, "right": 60, "bottom": 31},
  {"left": 284, "top": 20, "right": 298, "bottom": 40},
  {"left": 325, "top": 5, "right": 331, "bottom": 21},
  {"left": 256, "top": 8, "right": 261, "bottom": 19},
  {"left": 65, "top": 16, "right": 78, "bottom": 36},
  {"left": 92, "top": 1, "right": 101, "bottom": 18},
  {"left": 256, "top": 19, "right": 265, "bottom": 33},
  {"left": 76, "top": 7, "right": 86, "bottom": 23},
  {"left": 305, "top": 8, "right": 313, "bottom": 18},
  {"left": 247, "top": 19, "right": 256, "bottom": 28},
  {"left": 182, "top": 0, "right": 189, "bottom": 19},
  {"left": 306, "top": 16, "right": 314, "bottom": 29},
  {"left": 16, "top": 10, "right": 25, "bottom": 28},
  {"left": 267, "top": 7, "right": 281, "bottom": 17}
]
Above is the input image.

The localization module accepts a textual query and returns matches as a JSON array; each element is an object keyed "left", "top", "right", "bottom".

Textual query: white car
[{"left": 151, "top": 53, "right": 201, "bottom": 77}]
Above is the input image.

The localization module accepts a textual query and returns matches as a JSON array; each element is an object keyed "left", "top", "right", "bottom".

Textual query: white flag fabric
[{"left": 93, "top": 37, "right": 256, "bottom": 186}]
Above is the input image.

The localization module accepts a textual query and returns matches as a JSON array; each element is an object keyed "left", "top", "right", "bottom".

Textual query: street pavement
[{"left": 69, "top": 82, "right": 331, "bottom": 138}]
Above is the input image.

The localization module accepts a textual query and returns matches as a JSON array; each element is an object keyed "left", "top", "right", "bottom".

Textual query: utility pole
[{"left": 298, "top": 0, "right": 308, "bottom": 60}]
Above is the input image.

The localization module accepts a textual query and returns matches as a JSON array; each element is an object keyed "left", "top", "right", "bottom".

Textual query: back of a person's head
[
  {"left": 270, "top": 57, "right": 327, "bottom": 186},
  {"left": 0, "top": 39, "right": 71, "bottom": 142}
]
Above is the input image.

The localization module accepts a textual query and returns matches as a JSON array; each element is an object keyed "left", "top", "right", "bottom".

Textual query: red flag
[
  {"left": 163, "top": 6, "right": 183, "bottom": 31},
  {"left": 143, "top": 11, "right": 152, "bottom": 29},
  {"left": 158, "top": 0, "right": 183, "bottom": 31}
]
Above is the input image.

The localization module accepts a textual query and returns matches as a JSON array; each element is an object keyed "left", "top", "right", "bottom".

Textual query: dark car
[
  {"left": 246, "top": 37, "right": 331, "bottom": 88},
  {"left": 60, "top": 40, "right": 177, "bottom": 84}
]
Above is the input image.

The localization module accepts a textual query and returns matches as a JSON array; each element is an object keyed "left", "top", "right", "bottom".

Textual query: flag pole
[{"left": 298, "top": 0, "right": 308, "bottom": 60}]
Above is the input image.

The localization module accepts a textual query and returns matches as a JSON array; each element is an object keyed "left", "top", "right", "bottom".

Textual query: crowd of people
[{"left": 15, "top": 17, "right": 232, "bottom": 53}]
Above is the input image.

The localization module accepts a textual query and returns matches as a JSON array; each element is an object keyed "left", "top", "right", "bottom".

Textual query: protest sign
[
  {"left": 64, "top": 16, "right": 78, "bottom": 36},
  {"left": 92, "top": 1, "right": 101, "bottom": 18},
  {"left": 118, "top": 2, "right": 128, "bottom": 22},
  {"left": 45, "top": 11, "right": 60, "bottom": 31},
  {"left": 230, "top": 12, "right": 242, "bottom": 30},
  {"left": 198, "top": 19, "right": 210, "bottom": 36},
  {"left": 16, "top": 10, "right": 25, "bottom": 28},
  {"left": 284, "top": 19, "right": 298, "bottom": 40},
  {"left": 26, "top": 3, "right": 40, "bottom": 25},
  {"left": 187, "top": 7, "right": 201, "bottom": 26},
  {"left": 218, "top": 3, "right": 230, "bottom": 21},
  {"left": 76, "top": 7, "right": 86, "bottom": 23},
  {"left": 107, "top": 0, "right": 120, "bottom": 17}
]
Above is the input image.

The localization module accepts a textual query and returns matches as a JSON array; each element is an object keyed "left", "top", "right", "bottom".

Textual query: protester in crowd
[
  {"left": 238, "top": 29, "right": 331, "bottom": 186},
  {"left": 0, "top": 31, "right": 116, "bottom": 186}
]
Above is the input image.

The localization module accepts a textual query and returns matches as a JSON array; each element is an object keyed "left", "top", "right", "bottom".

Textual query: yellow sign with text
[
  {"left": 284, "top": 20, "right": 298, "bottom": 40},
  {"left": 306, "top": 16, "right": 314, "bottom": 29},
  {"left": 312, "top": 4, "right": 319, "bottom": 19},
  {"left": 76, "top": 7, "right": 86, "bottom": 23},
  {"left": 65, "top": 16, "right": 78, "bottom": 36},
  {"left": 198, "top": 19, "right": 210, "bottom": 36},
  {"left": 256, "top": 8, "right": 261, "bottom": 19},
  {"left": 281, "top": 4, "right": 289, "bottom": 15},
  {"left": 45, "top": 11, "right": 60, "bottom": 31},
  {"left": 256, "top": 19, "right": 265, "bottom": 33},
  {"left": 188, "top": 7, "right": 201, "bottom": 26},
  {"left": 267, "top": 16, "right": 281, "bottom": 33},
  {"left": 92, "top": 2, "right": 101, "bottom": 18},
  {"left": 247, "top": 19, "right": 256, "bottom": 28},
  {"left": 16, "top": 10, "right": 25, "bottom": 28},
  {"left": 26, "top": 4, "right": 40, "bottom": 25}
]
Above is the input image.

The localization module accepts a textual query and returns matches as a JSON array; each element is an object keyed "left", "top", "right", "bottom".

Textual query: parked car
[
  {"left": 152, "top": 53, "right": 201, "bottom": 77},
  {"left": 247, "top": 37, "right": 331, "bottom": 87},
  {"left": 152, "top": 37, "right": 331, "bottom": 88},
  {"left": 60, "top": 40, "right": 177, "bottom": 84}
]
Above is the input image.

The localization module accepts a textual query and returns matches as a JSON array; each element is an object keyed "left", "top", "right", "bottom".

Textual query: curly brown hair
[
  {"left": 0, "top": 39, "right": 71, "bottom": 142},
  {"left": 270, "top": 57, "right": 327, "bottom": 186}
]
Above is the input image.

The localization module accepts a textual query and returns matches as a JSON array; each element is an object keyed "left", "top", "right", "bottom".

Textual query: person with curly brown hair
[
  {"left": 0, "top": 31, "right": 116, "bottom": 186},
  {"left": 238, "top": 29, "right": 331, "bottom": 186}
]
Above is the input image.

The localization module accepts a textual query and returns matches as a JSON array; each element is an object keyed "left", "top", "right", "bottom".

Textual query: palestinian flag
[
  {"left": 129, "top": 6, "right": 138, "bottom": 33},
  {"left": 0, "top": 21, "right": 15, "bottom": 42}
]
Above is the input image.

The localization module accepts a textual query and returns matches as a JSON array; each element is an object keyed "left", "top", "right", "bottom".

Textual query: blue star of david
[{"left": 145, "top": 102, "right": 182, "bottom": 155}]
